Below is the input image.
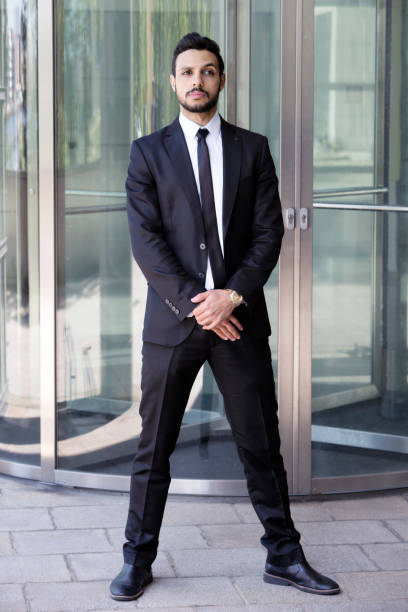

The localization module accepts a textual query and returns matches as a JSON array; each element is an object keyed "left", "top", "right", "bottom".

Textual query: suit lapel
[
  {"left": 162, "top": 116, "right": 241, "bottom": 241},
  {"left": 221, "top": 118, "right": 241, "bottom": 240},
  {"left": 163, "top": 118, "right": 204, "bottom": 233}
]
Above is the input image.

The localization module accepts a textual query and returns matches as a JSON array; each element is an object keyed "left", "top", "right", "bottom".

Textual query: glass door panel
[
  {"left": 55, "top": 0, "right": 251, "bottom": 481},
  {"left": 0, "top": 0, "right": 40, "bottom": 465},
  {"left": 250, "top": 0, "right": 281, "bottom": 373},
  {"left": 311, "top": 0, "right": 408, "bottom": 480}
]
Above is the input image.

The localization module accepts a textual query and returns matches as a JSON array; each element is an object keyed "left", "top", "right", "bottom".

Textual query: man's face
[{"left": 170, "top": 48, "right": 225, "bottom": 114}]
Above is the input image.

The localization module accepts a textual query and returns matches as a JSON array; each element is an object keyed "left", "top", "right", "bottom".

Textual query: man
[{"left": 110, "top": 32, "right": 340, "bottom": 601}]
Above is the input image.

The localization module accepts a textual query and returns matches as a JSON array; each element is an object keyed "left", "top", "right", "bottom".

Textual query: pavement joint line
[
  {"left": 4, "top": 531, "right": 15, "bottom": 555},
  {"left": 21, "top": 581, "right": 32, "bottom": 612},
  {"left": 164, "top": 550, "right": 179, "bottom": 577},
  {"left": 103, "top": 526, "right": 115, "bottom": 547},
  {"left": 230, "top": 502, "right": 246, "bottom": 523},
  {"left": 356, "top": 542, "right": 382, "bottom": 570},
  {"left": 64, "top": 553, "right": 78, "bottom": 581},
  {"left": 381, "top": 519, "right": 405, "bottom": 542},
  {"left": 47, "top": 506, "right": 57, "bottom": 529},
  {"left": 197, "top": 525, "right": 211, "bottom": 548},
  {"left": 230, "top": 576, "right": 250, "bottom": 606},
  {"left": 8, "top": 530, "right": 18, "bottom": 554}
]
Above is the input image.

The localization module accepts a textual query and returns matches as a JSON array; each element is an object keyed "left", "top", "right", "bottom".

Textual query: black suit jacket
[{"left": 125, "top": 116, "right": 284, "bottom": 346}]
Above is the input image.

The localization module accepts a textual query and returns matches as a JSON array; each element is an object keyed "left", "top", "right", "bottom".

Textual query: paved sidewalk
[{"left": 0, "top": 473, "right": 408, "bottom": 611}]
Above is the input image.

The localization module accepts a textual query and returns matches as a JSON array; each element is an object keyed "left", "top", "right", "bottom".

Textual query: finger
[
  {"left": 196, "top": 314, "right": 216, "bottom": 326},
  {"left": 211, "top": 327, "right": 229, "bottom": 341},
  {"left": 190, "top": 292, "right": 209, "bottom": 303},
  {"left": 218, "top": 324, "right": 238, "bottom": 341},
  {"left": 222, "top": 321, "right": 241, "bottom": 339},
  {"left": 202, "top": 317, "right": 222, "bottom": 331},
  {"left": 209, "top": 322, "right": 239, "bottom": 340},
  {"left": 229, "top": 315, "right": 243, "bottom": 330},
  {"left": 192, "top": 303, "right": 214, "bottom": 317}
]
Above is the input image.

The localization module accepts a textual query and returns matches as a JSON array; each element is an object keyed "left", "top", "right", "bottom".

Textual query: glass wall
[
  {"left": 312, "top": 0, "right": 408, "bottom": 478},
  {"left": 250, "top": 0, "right": 281, "bottom": 371},
  {"left": 2, "top": 0, "right": 408, "bottom": 495},
  {"left": 54, "top": 0, "right": 248, "bottom": 479},
  {"left": 0, "top": 0, "right": 39, "bottom": 466}
]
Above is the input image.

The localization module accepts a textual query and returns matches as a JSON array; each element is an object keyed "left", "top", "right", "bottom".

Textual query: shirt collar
[{"left": 178, "top": 110, "right": 221, "bottom": 143}]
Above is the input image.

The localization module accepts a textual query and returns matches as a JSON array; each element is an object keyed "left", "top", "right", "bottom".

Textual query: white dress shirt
[{"left": 178, "top": 111, "right": 223, "bottom": 291}]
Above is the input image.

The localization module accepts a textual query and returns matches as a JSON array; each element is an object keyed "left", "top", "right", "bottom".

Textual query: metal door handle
[
  {"left": 300, "top": 207, "right": 309, "bottom": 230},
  {"left": 285, "top": 208, "right": 295, "bottom": 230}
]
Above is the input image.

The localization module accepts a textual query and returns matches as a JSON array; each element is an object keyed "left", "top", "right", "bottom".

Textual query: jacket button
[
  {"left": 175, "top": 308, "right": 180, "bottom": 315},
  {"left": 165, "top": 298, "right": 169, "bottom": 304},
  {"left": 171, "top": 306, "right": 176, "bottom": 312},
  {"left": 198, "top": 272, "right": 205, "bottom": 279},
  {"left": 199, "top": 243, "right": 206, "bottom": 250}
]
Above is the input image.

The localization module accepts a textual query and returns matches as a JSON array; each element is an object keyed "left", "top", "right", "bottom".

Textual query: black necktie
[{"left": 196, "top": 128, "right": 226, "bottom": 289}]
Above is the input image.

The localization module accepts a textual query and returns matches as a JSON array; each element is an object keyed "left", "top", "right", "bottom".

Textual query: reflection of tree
[
  {"left": 57, "top": 0, "right": 102, "bottom": 169},
  {"left": 58, "top": 1, "right": 217, "bottom": 170},
  {"left": 134, "top": 0, "right": 216, "bottom": 135},
  {"left": 4, "top": 0, "right": 27, "bottom": 172}
]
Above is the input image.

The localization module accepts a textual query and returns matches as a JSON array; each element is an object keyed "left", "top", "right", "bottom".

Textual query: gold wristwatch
[{"left": 225, "top": 288, "right": 244, "bottom": 306}]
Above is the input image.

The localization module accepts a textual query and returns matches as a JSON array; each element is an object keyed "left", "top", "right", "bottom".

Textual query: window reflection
[
  {"left": 56, "top": 1, "right": 246, "bottom": 478},
  {"left": 0, "top": 0, "right": 39, "bottom": 465},
  {"left": 312, "top": 0, "right": 408, "bottom": 478}
]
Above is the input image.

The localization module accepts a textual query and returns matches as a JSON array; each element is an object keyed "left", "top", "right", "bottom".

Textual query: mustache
[{"left": 187, "top": 87, "right": 208, "bottom": 96}]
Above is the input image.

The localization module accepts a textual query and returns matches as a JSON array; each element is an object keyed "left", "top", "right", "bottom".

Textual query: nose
[{"left": 192, "top": 71, "right": 203, "bottom": 88}]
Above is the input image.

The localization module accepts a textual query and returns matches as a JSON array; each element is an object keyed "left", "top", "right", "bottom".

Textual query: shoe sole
[
  {"left": 263, "top": 571, "right": 340, "bottom": 596},
  {"left": 110, "top": 575, "right": 153, "bottom": 601}
]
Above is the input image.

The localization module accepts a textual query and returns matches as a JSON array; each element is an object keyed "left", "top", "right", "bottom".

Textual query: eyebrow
[{"left": 178, "top": 62, "right": 217, "bottom": 71}]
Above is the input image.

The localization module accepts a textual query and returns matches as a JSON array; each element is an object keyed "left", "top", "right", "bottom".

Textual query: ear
[
  {"left": 219, "top": 73, "right": 226, "bottom": 92},
  {"left": 170, "top": 74, "right": 176, "bottom": 92}
]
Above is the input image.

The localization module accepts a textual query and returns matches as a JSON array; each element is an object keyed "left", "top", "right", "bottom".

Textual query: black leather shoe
[
  {"left": 264, "top": 557, "right": 340, "bottom": 595},
  {"left": 109, "top": 563, "right": 153, "bottom": 601}
]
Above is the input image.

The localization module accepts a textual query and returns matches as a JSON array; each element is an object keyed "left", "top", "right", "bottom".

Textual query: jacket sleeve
[
  {"left": 225, "top": 136, "right": 284, "bottom": 300},
  {"left": 125, "top": 140, "right": 203, "bottom": 321}
]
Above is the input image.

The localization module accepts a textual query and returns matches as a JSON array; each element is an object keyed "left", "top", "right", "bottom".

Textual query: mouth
[{"left": 188, "top": 90, "right": 207, "bottom": 100}]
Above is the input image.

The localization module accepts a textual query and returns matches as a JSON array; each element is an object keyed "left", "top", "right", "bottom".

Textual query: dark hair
[{"left": 172, "top": 32, "right": 224, "bottom": 76}]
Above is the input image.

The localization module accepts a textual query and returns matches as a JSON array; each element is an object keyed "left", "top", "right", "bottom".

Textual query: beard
[{"left": 175, "top": 85, "right": 220, "bottom": 113}]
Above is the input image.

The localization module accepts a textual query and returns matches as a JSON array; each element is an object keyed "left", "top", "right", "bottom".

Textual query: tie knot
[{"left": 197, "top": 128, "right": 209, "bottom": 141}]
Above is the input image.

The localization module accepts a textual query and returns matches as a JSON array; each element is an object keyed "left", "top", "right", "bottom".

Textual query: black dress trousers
[{"left": 123, "top": 323, "right": 303, "bottom": 567}]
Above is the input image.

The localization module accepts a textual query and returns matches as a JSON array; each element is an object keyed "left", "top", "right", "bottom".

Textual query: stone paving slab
[
  {"left": 302, "top": 544, "right": 377, "bottom": 572},
  {"left": 13, "top": 528, "right": 113, "bottom": 555},
  {"left": 233, "top": 575, "right": 351, "bottom": 605},
  {"left": 0, "top": 583, "right": 27, "bottom": 612},
  {"left": 87, "top": 609, "right": 194, "bottom": 612},
  {"left": 200, "top": 523, "right": 262, "bottom": 548},
  {"left": 134, "top": 577, "right": 244, "bottom": 608},
  {"left": 300, "top": 519, "right": 399, "bottom": 545},
  {"left": 162, "top": 501, "right": 240, "bottom": 525},
  {"left": 0, "top": 487, "right": 128, "bottom": 508},
  {"left": 107, "top": 525, "right": 209, "bottom": 553},
  {"left": 321, "top": 495, "right": 408, "bottom": 520},
  {"left": 0, "top": 506, "right": 54, "bottom": 531},
  {"left": 298, "top": 600, "right": 408, "bottom": 611},
  {"left": 0, "top": 474, "right": 38, "bottom": 489},
  {"left": 338, "top": 570, "right": 408, "bottom": 600},
  {"left": 51, "top": 504, "right": 129, "bottom": 529},
  {"left": 385, "top": 519, "right": 408, "bottom": 541},
  {"left": 233, "top": 501, "right": 334, "bottom": 523},
  {"left": 362, "top": 542, "right": 408, "bottom": 570},
  {"left": 87, "top": 599, "right": 194, "bottom": 612},
  {"left": 196, "top": 606, "right": 305, "bottom": 611},
  {"left": 68, "top": 551, "right": 175, "bottom": 581},
  {"left": 169, "top": 547, "right": 265, "bottom": 577},
  {"left": 0, "top": 532, "right": 13, "bottom": 554},
  {"left": 0, "top": 553, "right": 71, "bottom": 583},
  {"left": 25, "top": 580, "right": 137, "bottom": 611}
]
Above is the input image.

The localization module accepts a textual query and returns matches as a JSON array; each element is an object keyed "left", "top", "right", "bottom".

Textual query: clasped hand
[{"left": 191, "top": 289, "right": 243, "bottom": 341}]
